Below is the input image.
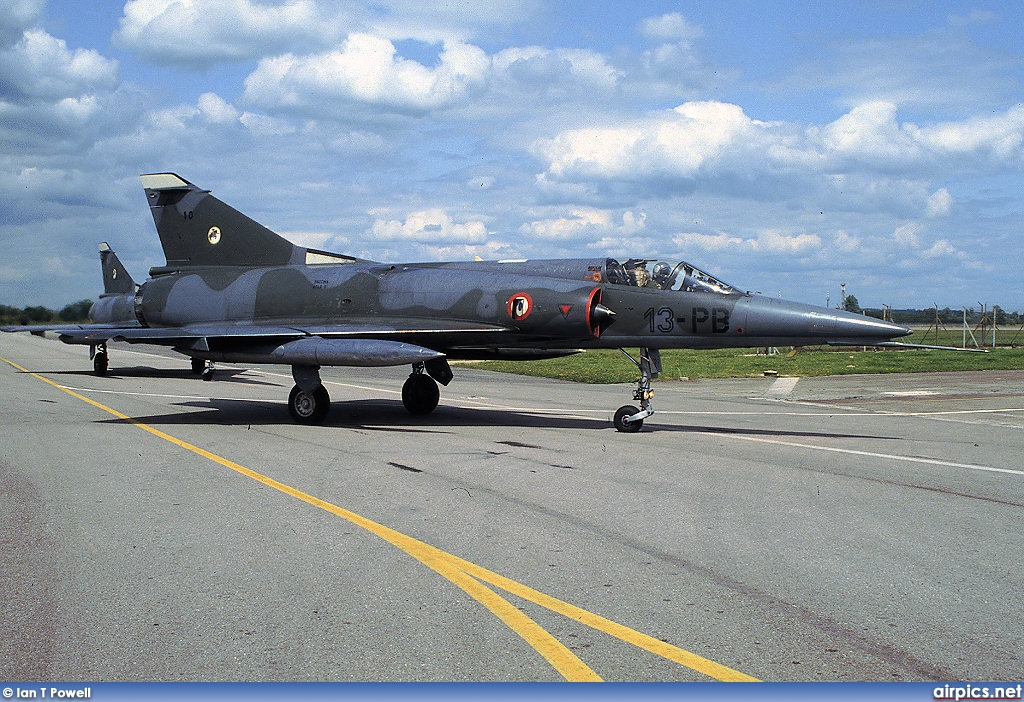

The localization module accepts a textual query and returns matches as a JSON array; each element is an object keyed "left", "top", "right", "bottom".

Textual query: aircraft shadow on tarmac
[
  {"left": 42, "top": 366, "right": 281, "bottom": 388},
  {"left": 95, "top": 396, "right": 896, "bottom": 441}
]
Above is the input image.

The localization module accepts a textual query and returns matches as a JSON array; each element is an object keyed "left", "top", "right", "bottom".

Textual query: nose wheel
[
  {"left": 614, "top": 347, "right": 660, "bottom": 432},
  {"left": 613, "top": 404, "right": 642, "bottom": 433},
  {"left": 91, "top": 343, "right": 108, "bottom": 377}
]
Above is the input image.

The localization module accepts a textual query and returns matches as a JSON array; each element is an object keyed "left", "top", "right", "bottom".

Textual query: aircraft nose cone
[
  {"left": 830, "top": 312, "right": 911, "bottom": 342},
  {"left": 738, "top": 296, "right": 911, "bottom": 344}
]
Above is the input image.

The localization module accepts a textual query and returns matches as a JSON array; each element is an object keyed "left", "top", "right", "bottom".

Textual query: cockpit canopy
[{"left": 604, "top": 258, "right": 738, "bottom": 295}]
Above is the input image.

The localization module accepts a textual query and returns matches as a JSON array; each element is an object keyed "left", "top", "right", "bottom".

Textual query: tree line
[
  {"left": 850, "top": 297, "right": 1023, "bottom": 326},
  {"left": 887, "top": 307, "right": 1023, "bottom": 326},
  {"left": 1, "top": 300, "right": 94, "bottom": 325}
]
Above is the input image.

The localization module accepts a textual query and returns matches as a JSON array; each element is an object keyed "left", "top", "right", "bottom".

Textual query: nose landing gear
[
  {"left": 91, "top": 343, "right": 108, "bottom": 376},
  {"left": 614, "top": 347, "right": 660, "bottom": 432}
]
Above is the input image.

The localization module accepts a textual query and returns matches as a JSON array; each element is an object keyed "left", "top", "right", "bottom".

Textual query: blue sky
[{"left": 2, "top": 0, "right": 1022, "bottom": 311}]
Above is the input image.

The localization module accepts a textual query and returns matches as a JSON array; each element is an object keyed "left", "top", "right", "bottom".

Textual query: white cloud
[
  {"left": 673, "top": 232, "right": 746, "bottom": 252},
  {"left": 243, "top": 34, "right": 489, "bottom": 114},
  {"left": 197, "top": 92, "right": 240, "bottom": 124},
  {"left": 115, "top": 0, "right": 336, "bottom": 64},
  {"left": 670, "top": 229, "right": 820, "bottom": 255},
  {"left": 0, "top": 28, "right": 124, "bottom": 156},
  {"left": 640, "top": 12, "right": 702, "bottom": 43},
  {"left": 139, "top": 95, "right": 250, "bottom": 135},
  {"left": 0, "top": 263, "right": 30, "bottom": 283},
  {"left": 0, "top": 29, "right": 117, "bottom": 99},
  {"left": 370, "top": 208, "right": 489, "bottom": 243},
  {"left": 621, "top": 210, "right": 646, "bottom": 234},
  {"left": 279, "top": 230, "right": 338, "bottom": 250},
  {"left": 910, "top": 105, "right": 1024, "bottom": 160},
  {"left": 414, "top": 240, "right": 513, "bottom": 262},
  {"left": 492, "top": 46, "right": 620, "bottom": 91},
  {"left": 755, "top": 230, "right": 821, "bottom": 253},
  {"left": 358, "top": 0, "right": 541, "bottom": 43},
  {"left": 0, "top": 0, "right": 42, "bottom": 48},
  {"left": 821, "top": 101, "right": 916, "bottom": 162},
  {"left": 925, "top": 188, "right": 953, "bottom": 217},
  {"left": 833, "top": 230, "right": 862, "bottom": 253},
  {"left": 518, "top": 208, "right": 645, "bottom": 241},
  {"left": 237, "top": 111, "right": 297, "bottom": 138},
  {"left": 820, "top": 101, "right": 1024, "bottom": 168},
  {"left": 537, "top": 101, "right": 756, "bottom": 181},
  {"left": 540, "top": 100, "right": 1024, "bottom": 185},
  {"left": 893, "top": 223, "right": 923, "bottom": 248},
  {"left": 115, "top": 0, "right": 543, "bottom": 65},
  {"left": 535, "top": 100, "right": 1024, "bottom": 228},
  {"left": 922, "top": 239, "right": 958, "bottom": 258}
]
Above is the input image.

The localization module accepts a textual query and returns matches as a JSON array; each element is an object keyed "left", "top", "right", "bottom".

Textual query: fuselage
[{"left": 91, "top": 256, "right": 911, "bottom": 357}]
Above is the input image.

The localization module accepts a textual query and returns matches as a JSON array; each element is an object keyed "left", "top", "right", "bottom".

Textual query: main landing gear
[
  {"left": 614, "top": 347, "right": 661, "bottom": 433},
  {"left": 285, "top": 359, "right": 453, "bottom": 425},
  {"left": 401, "top": 358, "right": 453, "bottom": 415},
  {"left": 288, "top": 365, "right": 330, "bottom": 424},
  {"left": 402, "top": 363, "right": 439, "bottom": 415}
]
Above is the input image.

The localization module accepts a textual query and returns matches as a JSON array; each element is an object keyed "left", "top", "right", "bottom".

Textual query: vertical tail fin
[
  {"left": 140, "top": 173, "right": 301, "bottom": 270},
  {"left": 98, "top": 242, "right": 136, "bottom": 294}
]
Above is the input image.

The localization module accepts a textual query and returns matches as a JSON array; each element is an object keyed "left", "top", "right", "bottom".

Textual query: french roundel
[{"left": 507, "top": 293, "right": 533, "bottom": 321}]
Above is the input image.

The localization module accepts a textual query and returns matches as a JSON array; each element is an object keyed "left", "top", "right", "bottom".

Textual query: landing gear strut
[
  {"left": 91, "top": 343, "right": 108, "bottom": 376},
  {"left": 402, "top": 362, "right": 439, "bottom": 415},
  {"left": 288, "top": 365, "right": 330, "bottom": 424},
  {"left": 614, "top": 347, "right": 661, "bottom": 432}
]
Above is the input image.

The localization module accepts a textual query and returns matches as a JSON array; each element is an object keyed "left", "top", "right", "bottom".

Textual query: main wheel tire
[
  {"left": 93, "top": 351, "right": 108, "bottom": 377},
  {"left": 289, "top": 384, "right": 330, "bottom": 424},
  {"left": 191, "top": 357, "right": 205, "bottom": 375},
  {"left": 402, "top": 374, "right": 439, "bottom": 415},
  {"left": 613, "top": 404, "right": 642, "bottom": 433}
]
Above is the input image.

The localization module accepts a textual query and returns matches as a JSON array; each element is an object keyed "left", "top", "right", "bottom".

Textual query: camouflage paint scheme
[{"left": 3, "top": 173, "right": 911, "bottom": 430}]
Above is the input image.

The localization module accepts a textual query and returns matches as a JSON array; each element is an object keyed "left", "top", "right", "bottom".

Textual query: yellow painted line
[
  {"left": 451, "top": 560, "right": 756, "bottom": 682},
  {"left": 1, "top": 353, "right": 757, "bottom": 682}
]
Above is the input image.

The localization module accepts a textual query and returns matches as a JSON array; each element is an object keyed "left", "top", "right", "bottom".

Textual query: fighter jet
[{"left": 3, "top": 173, "right": 912, "bottom": 431}]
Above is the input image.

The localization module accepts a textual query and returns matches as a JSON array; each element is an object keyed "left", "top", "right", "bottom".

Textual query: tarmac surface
[{"left": 1, "top": 332, "right": 1022, "bottom": 682}]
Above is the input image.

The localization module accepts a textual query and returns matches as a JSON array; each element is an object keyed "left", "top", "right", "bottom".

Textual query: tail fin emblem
[{"left": 207, "top": 226, "right": 221, "bottom": 245}]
